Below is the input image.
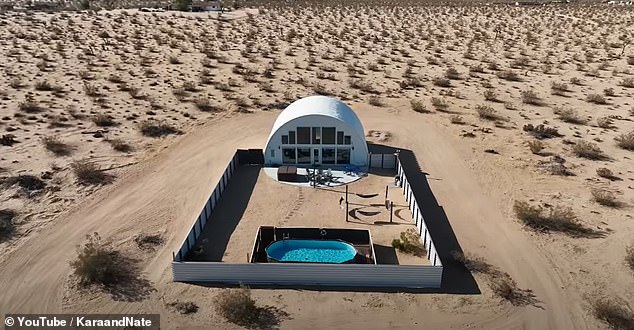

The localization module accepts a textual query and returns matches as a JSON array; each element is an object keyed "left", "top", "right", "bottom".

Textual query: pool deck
[{"left": 189, "top": 166, "right": 430, "bottom": 266}]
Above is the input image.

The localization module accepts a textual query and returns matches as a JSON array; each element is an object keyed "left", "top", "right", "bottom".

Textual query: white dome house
[{"left": 264, "top": 96, "right": 368, "bottom": 167}]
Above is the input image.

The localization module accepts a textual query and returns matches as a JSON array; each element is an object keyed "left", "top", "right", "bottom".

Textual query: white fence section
[
  {"left": 172, "top": 263, "right": 443, "bottom": 288},
  {"left": 397, "top": 160, "right": 442, "bottom": 267},
  {"left": 368, "top": 153, "right": 397, "bottom": 169},
  {"left": 174, "top": 152, "right": 239, "bottom": 262}
]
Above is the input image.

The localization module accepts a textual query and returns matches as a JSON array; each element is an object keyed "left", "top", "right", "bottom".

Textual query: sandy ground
[
  {"left": 190, "top": 166, "right": 428, "bottom": 265},
  {"left": 0, "top": 4, "right": 633, "bottom": 330}
]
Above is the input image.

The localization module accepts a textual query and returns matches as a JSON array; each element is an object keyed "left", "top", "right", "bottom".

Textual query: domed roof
[{"left": 269, "top": 95, "right": 365, "bottom": 139}]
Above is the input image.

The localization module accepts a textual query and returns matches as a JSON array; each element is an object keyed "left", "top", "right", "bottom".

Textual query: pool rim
[{"left": 264, "top": 238, "right": 359, "bottom": 264}]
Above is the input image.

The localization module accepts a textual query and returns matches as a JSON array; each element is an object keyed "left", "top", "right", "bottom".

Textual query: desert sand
[{"left": 1, "top": 3, "right": 633, "bottom": 330}]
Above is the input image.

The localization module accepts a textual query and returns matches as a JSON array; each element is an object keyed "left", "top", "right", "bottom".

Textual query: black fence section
[{"left": 237, "top": 149, "right": 264, "bottom": 165}]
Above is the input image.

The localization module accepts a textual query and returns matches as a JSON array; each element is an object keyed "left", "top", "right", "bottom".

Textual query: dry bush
[
  {"left": 70, "top": 233, "right": 120, "bottom": 285},
  {"left": 1, "top": 134, "right": 18, "bottom": 146},
  {"left": 166, "top": 301, "right": 198, "bottom": 314},
  {"left": 523, "top": 124, "right": 562, "bottom": 139},
  {"left": 587, "top": 93, "right": 608, "bottom": 105},
  {"left": 476, "top": 104, "right": 502, "bottom": 120},
  {"left": 490, "top": 275, "right": 519, "bottom": 302},
  {"left": 513, "top": 201, "right": 597, "bottom": 237},
  {"left": 591, "top": 189, "right": 620, "bottom": 207},
  {"left": 42, "top": 136, "right": 73, "bottom": 156},
  {"left": 596, "top": 168, "right": 618, "bottom": 180},
  {"left": 483, "top": 89, "right": 498, "bottom": 102},
  {"left": 391, "top": 228, "right": 425, "bottom": 257},
  {"left": 107, "top": 138, "right": 132, "bottom": 153},
  {"left": 134, "top": 234, "right": 163, "bottom": 250},
  {"left": 410, "top": 99, "right": 429, "bottom": 113},
  {"left": 614, "top": 131, "right": 634, "bottom": 150},
  {"left": 433, "top": 77, "right": 451, "bottom": 87},
  {"left": 604, "top": 87, "right": 616, "bottom": 97},
  {"left": 92, "top": 114, "right": 117, "bottom": 127},
  {"left": 194, "top": 97, "right": 217, "bottom": 112},
  {"left": 368, "top": 96, "right": 384, "bottom": 107},
  {"left": 0, "top": 209, "right": 16, "bottom": 241},
  {"left": 451, "top": 251, "right": 491, "bottom": 273},
  {"left": 139, "top": 120, "right": 179, "bottom": 137},
  {"left": 1, "top": 175, "right": 46, "bottom": 194},
  {"left": 620, "top": 77, "right": 634, "bottom": 88},
  {"left": 445, "top": 67, "right": 461, "bottom": 80},
  {"left": 528, "top": 140, "right": 544, "bottom": 154},
  {"left": 19, "top": 98, "right": 45, "bottom": 113},
  {"left": 626, "top": 244, "right": 634, "bottom": 273},
  {"left": 521, "top": 90, "right": 543, "bottom": 106},
  {"left": 573, "top": 140, "right": 607, "bottom": 160},
  {"left": 71, "top": 159, "right": 114, "bottom": 185},
  {"left": 215, "top": 287, "right": 265, "bottom": 328},
  {"left": 498, "top": 70, "right": 522, "bottom": 82},
  {"left": 430, "top": 97, "right": 449, "bottom": 111},
  {"left": 450, "top": 115, "right": 465, "bottom": 124},
  {"left": 590, "top": 296, "right": 634, "bottom": 330},
  {"left": 597, "top": 117, "right": 614, "bottom": 129},
  {"left": 554, "top": 107, "right": 587, "bottom": 125},
  {"left": 551, "top": 82, "right": 570, "bottom": 95}
]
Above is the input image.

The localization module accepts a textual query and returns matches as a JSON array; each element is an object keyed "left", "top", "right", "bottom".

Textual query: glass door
[{"left": 313, "top": 148, "right": 320, "bottom": 165}]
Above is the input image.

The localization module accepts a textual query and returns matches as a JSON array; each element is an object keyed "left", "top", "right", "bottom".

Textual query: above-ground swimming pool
[{"left": 265, "top": 239, "right": 358, "bottom": 263}]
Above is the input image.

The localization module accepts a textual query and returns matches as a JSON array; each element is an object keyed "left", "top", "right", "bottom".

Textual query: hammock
[{"left": 356, "top": 193, "right": 379, "bottom": 198}]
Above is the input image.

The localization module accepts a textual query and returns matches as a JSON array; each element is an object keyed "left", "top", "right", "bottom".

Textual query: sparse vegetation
[
  {"left": 71, "top": 159, "right": 114, "bottom": 185},
  {"left": 214, "top": 286, "right": 287, "bottom": 329},
  {"left": 410, "top": 99, "right": 429, "bottom": 113},
  {"left": 139, "top": 120, "right": 180, "bottom": 137},
  {"left": 513, "top": 200, "right": 598, "bottom": 237},
  {"left": 554, "top": 107, "right": 587, "bottom": 125},
  {"left": 42, "top": 136, "right": 73, "bottom": 156},
  {"left": 573, "top": 140, "right": 607, "bottom": 160},
  {"left": 591, "top": 189, "right": 620, "bottom": 207},
  {"left": 590, "top": 296, "right": 634, "bottom": 330},
  {"left": 521, "top": 90, "right": 543, "bottom": 106},
  {"left": 528, "top": 140, "right": 544, "bottom": 154},
  {"left": 70, "top": 233, "right": 121, "bottom": 285},
  {"left": 391, "top": 228, "right": 426, "bottom": 257},
  {"left": 615, "top": 131, "right": 634, "bottom": 150},
  {"left": 587, "top": 93, "right": 607, "bottom": 104}
]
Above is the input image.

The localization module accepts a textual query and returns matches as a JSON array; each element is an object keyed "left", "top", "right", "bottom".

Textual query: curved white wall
[{"left": 264, "top": 96, "right": 368, "bottom": 167}]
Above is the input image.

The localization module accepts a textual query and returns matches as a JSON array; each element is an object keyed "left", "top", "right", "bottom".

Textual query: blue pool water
[{"left": 266, "top": 239, "right": 357, "bottom": 263}]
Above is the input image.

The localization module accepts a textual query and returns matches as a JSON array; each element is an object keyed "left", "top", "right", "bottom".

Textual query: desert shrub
[
  {"left": 521, "top": 90, "right": 543, "bottom": 106},
  {"left": 92, "top": 114, "right": 117, "bottom": 127},
  {"left": 70, "top": 233, "right": 121, "bottom": 285},
  {"left": 596, "top": 168, "right": 616, "bottom": 180},
  {"left": 1, "top": 175, "right": 46, "bottom": 192},
  {"left": 139, "top": 120, "right": 179, "bottom": 137},
  {"left": 587, "top": 93, "right": 607, "bottom": 104},
  {"left": 42, "top": 136, "right": 73, "bottom": 156},
  {"left": 71, "top": 159, "right": 114, "bottom": 185},
  {"left": 554, "top": 107, "right": 587, "bottom": 125},
  {"left": 107, "top": 138, "right": 132, "bottom": 152},
  {"left": 513, "top": 200, "right": 592, "bottom": 236},
  {"left": 597, "top": 117, "right": 614, "bottom": 129},
  {"left": 528, "top": 140, "right": 544, "bottom": 154},
  {"left": 391, "top": 228, "right": 425, "bottom": 257},
  {"left": 194, "top": 97, "right": 217, "bottom": 112},
  {"left": 551, "top": 82, "right": 570, "bottom": 95},
  {"left": 523, "top": 124, "right": 562, "bottom": 139},
  {"left": 368, "top": 96, "right": 383, "bottom": 107},
  {"left": 0, "top": 134, "right": 18, "bottom": 146},
  {"left": 433, "top": 77, "right": 451, "bottom": 87},
  {"left": 604, "top": 87, "right": 616, "bottom": 97},
  {"left": 573, "top": 140, "right": 606, "bottom": 160},
  {"left": 450, "top": 115, "right": 465, "bottom": 124},
  {"left": 167, "top": 301, "right": 198, "bottom": 314},
  {"left": 35, "top": 81, "right": 54, "bottom": 91},
  {"left": 445, "top": 67, "right": 461, "bottom": 80},
  {"left": 410, "top": 99, "right": 429, "bottom": 113},
  {"left": 620, "top": 77, "right": 634, "bottom": 88},
  {"left": 83, "top": 82, "right": 100, "bottom": 97},
  {"left": 0, "top": 209, "right": 16, "bottom": 241},
  {"left": 476, "top": 104, "right": 500, "bottom": 120},
  {"left": 591, "top": 189, "right": 619, "bottom": 207},
  {"left": 19, "top": 99, "right": 45, "bottom": 113},
  {"left": 483, "top": 89, "right": 498, "bottom": 101},
  {"left": 590, "top": 297, "right": 634, "bottom": 330},
  {"left": 614, "top": 131, "right": 634, "bottom": 150},
  {"left": 570, "top": 77, "right": 583, "bottom": 85},
  {"left": 134, "top": 234, "right": 163, "bottom": 250},
  {"left": 430, "top": 97, "right": 449, "bottom": 111},
  {"left": 215, "top": 287, "right": 260, "bottom": 328},
  {"left": 498, "top": 70, "right": 522, "bottom": 81},
  {"left": 450, "top": 251, "right": 491, "bottom": 273},
  {"left": 626, "top": 245, "right": 634, "bottom": 273},
  {"left": 168, "top": 55, "right": 183, "bottom": 64},
  {"left": 490, "top": 274, "right": 519, "bottom": 301}
]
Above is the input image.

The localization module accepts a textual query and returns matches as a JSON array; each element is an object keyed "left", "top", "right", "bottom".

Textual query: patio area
[{"left": 263, "top": 165, "right": 368, "bottom": 187}]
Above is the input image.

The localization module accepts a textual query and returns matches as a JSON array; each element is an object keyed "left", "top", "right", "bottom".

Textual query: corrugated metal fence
[
  {"left": 174, "top": 152, "right": 240, "bottom": 262},
  {"left": 172, "top": 150, "right": 444, "bottom": 288}
]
